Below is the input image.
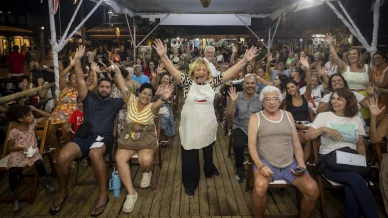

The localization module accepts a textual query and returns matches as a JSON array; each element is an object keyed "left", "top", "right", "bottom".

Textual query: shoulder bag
[
  {"left": 118, "top": 122, "right": 157, "bottom": 150},
  {"left": 316, "top": 147, "right": 370, "bottom": 177}
]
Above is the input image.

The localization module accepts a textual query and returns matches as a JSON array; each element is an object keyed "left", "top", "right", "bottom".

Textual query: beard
[{"left": 97, "top": 90, "right": 110, "bottom": 100}]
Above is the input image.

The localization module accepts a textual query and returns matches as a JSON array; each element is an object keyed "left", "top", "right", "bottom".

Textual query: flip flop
[
  {"left": 91, "top": 197, "right": 110, "bottom": 217},
  {"left": 49, "top": 197, "right": 67, "bottom": 215}
]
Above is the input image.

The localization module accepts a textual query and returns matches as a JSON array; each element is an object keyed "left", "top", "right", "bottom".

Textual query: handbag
[
  {"left": 118, "top": 122, "right": 157, "bottom": 150},
  {"left": 74, "top": 121, "right": 94, "bottom": 138},
  {"left": 316, "top": 147, "right": 370, "bottom": 177}
]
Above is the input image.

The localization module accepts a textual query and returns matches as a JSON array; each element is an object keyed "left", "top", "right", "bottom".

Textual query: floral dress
[
  {"left": 49, "top": 86, "right": 78, "bottom": 124},
  {"left": 7, "top": 119, "right": 42, "bottom": 169}
]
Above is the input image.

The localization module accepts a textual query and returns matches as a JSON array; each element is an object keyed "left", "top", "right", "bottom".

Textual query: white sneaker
[
  {"left": 123, "top": 193, "right": 138, "bottom": 213},
  {"left": 140, "top": 171, "right": 152, "bottom": 188}
]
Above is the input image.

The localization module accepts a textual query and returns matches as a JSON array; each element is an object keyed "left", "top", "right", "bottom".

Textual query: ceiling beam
[{"left": 270, "top": 0, "right": 338, "bottom": 20}]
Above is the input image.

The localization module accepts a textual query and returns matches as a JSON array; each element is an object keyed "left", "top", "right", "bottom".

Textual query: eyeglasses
[
  {"left": 69, "top": 77, "right": 76, "bottom": 81},
  {"left": 263, "top": 97, "right": 279, "bottom": 102}
]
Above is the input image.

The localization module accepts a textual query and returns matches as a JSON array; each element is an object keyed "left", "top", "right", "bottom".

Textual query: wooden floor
[{"left": 0, "top": 95, "right": 387, "bottom": 218}]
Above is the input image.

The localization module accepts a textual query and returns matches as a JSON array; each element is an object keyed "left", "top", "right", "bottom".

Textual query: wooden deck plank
[
  {"left": 212, "top": 139, "right": 230, "bottom": 216},
  {"left": 198, "top": 147, "right": 210, "bottom": 217}
]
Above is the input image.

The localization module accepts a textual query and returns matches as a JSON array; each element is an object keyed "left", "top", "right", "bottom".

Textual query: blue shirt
[{"left": 133, "top": 74, "right": 150, "bottom": 85}]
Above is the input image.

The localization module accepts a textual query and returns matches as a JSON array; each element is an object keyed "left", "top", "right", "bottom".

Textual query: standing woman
[
  {"left": 282, "top": 58, "right": 313, "bottom": 162},
  {"left": 153, "top": 39, "right": 258, "bottom": 197},
  {"left": 325, "top": 33, "right": 373, "bottom": 120}
]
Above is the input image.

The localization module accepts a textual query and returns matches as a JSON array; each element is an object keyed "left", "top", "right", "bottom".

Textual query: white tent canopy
[{"left": 47, "top": 0, "right": 381, "bottom": 98}]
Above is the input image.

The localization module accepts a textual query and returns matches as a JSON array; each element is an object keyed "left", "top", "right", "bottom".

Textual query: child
[
  {"left": 5, "top": 105, "right": 55, "bottom": 212},
  {"left": 66, "top": 97, "right": 84, "bottom": 135}
]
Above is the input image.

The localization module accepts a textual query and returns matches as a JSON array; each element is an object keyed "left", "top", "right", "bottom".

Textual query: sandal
[
  {"left": 49, "top": 197, "right": 67, "bottom": 215},
  {"left": 91, "top": 197, "right": 110, "bottom": 217}
]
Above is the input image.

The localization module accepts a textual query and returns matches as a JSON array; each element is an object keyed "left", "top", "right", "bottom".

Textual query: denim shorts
[
  {"left": 254, "top": 157, "right": 309, "bottom": 184},
  {"left": 71, "top": 134, "right": 113, "bottom": 162}
]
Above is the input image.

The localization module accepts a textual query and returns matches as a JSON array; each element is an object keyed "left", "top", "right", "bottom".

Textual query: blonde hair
[
  {"left": 188, "top": 58, "right": 212, "bottom": 81},
  {"left": 344, "top": 47, "right": 363, "bottom": 69}
]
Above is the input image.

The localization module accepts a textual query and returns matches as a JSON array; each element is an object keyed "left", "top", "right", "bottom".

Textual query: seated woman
[
  {"left": 305, "top": 88, "right": 379, "bottom": 218},
  {"left": 248, "top": 86, "right": 319, "bottom": 218},
  {"left": 282, "top": 58, "right": 312, "bottom": 163},
  {"left": 46, "top": 59, "right": 78, "bottom": 153},
  {"left": 151, "top": 70, "right": 175, "bottom": 146},
  {"left": 114, "top": 68, "right": 174, "bottom": 213}
]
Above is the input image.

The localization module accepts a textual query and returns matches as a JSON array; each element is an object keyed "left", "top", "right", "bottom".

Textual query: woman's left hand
[
  {"left": 161, "top": 83, "right": 175, "bottom": 100},
  {"left": 243, "top": 46, "right": 259, "bottom": 62}
]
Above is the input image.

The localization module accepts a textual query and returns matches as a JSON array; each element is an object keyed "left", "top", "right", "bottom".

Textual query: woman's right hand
[
  {"left": 322, "top": 127, "right": 342, "bottom": 141},
  {"left": 367, "top": 97, "right": 386, "bottom": 116},
  {"left": 325, "top": 33, "right": 334, "bottom": 46},
  {"left": 152, "top": 39, "right": 167, "bottom": 57}
]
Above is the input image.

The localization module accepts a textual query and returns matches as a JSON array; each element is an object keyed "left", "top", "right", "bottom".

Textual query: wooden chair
[
  {"left": 312, "top": 139, "right": 376, "bottom": 218},
  {"left": 0, "top": 120, "right": 52, "bottom": 204},
  {"left": 72, "top": 116, "right": 119, "bottom": 186},
  {"left": 129, "top": 116, "right": 162, "bottom": 191}
]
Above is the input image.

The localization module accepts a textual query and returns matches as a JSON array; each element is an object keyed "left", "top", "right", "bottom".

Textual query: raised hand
[
  {"left": 227, "top": 86, "right": 238, "bottom": 102},
  {"left": 367, "top": 97, "right": 386, "bottom": 116},
  {"left": 325, "top": 33, "right": 334, "bottom": 46},
  {"left": 157, "top": 63, "right": 164, "bottom": 74},
  {"left": 365, "top": 82, "right": 375, "bottom": 96},
  {"left": 69, "top": 57, "right": 75, "bottom": 67},
  {"left": 155, "top": 83, "right": 167, "bottom": 96},
  {"left": 152, "top": 39, "right": 167, "bottom": 57},
  {"left": 91, "top": 62, "right": 100, "bottom": 72},
  {"left": 74, "top": 45, "right": 85, "bottom": 59},
  {"left": 317, "top": 65, "right": 325, "bottom": 76},
  {"left": 267, "top": 53, "right": 274, "bottom": 62},
  {"left": 242, "top": 46, "right": 258, "bottom": 62},
  {"left": 299, "top": 57, "right": 310, "bottom": 72},
  {"left": 161, "top": 83, "right": 175, "bottom": 100},
  {"left": 232, "top": 44, "right": 237, "bottom": 53},
  {"left": 108, "top": 60, "right": 120, "bottom": 74},
  {"left": 151, "top": 71, "right": 157, "bottom": 78}
]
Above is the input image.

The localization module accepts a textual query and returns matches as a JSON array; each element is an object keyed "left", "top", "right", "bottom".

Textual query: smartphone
[{"left": 293, "top": 168, "right": 307, "bottom": 174}]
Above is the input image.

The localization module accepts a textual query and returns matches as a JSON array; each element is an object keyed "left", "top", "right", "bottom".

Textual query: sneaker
[
  {"left": 235, "top": 167, "right": 245, "bottom": 183},
  {"left": 140, "top": 171, "right": 152, "bottom": 188},
  {"left": 122, "top": 193, "right": 138, "bottom": 213}
]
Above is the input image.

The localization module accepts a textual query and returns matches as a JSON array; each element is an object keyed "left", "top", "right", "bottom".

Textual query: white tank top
[{"left": 342, "top": 64, "right": 369, "bottom": 90}]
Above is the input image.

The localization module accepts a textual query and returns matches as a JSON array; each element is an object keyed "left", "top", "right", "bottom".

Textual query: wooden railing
[{"left": 0, "top": 82, "right": 54, "bottom": 104}]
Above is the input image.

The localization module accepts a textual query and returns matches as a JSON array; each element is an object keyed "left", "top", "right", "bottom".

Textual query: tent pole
[
  {"left": 48, "top": 0, "right": 60, "bottom": 98},
  {"left": 270, "top": 15, "right": 282, "bottom": 49},
  {"left": 58, "top": 0, "right": 103, "bottom": 50},
  {"left": 235, "top": 14, "right": 268, "bottom": 49},
  {"left": 61, "top": 0, "right": 84, "bottom": 41},
  {"left": 136, "top": 14, "right": 170, "bottom": 48},
  {"left": 134, "top": 21, "right": 136, "bottom": 62}
]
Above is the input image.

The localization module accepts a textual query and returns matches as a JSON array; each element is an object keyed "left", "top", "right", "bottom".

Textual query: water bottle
[{"left": 109, "top": 168, "right": 121, "bottom": 198}]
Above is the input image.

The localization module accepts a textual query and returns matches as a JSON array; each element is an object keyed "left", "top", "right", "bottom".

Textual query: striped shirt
[{"left": 125, "top": 93, "right": 155, "bottom": 125}]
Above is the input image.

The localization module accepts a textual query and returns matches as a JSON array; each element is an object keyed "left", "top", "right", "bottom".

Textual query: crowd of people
[{"left": 0, "top": 32, "right": 387, "bottom": 218}]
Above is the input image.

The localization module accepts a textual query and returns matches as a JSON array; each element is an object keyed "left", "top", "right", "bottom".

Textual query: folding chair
[
  {"left": 0, "top": 120, "right": 53, "bottom": 204},
  {"left": 129, "top": 116, "right": 162, "bottom": 190}
]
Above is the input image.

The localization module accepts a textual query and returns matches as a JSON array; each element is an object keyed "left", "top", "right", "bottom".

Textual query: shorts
[
  {"left": 254, "top": 157, "right": 309, "bottom": 184},
  {"left": 71, "top": 134, "right": 114, "bottom": 162}
]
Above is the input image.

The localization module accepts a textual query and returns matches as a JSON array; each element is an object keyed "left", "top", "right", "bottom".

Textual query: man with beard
[
  {"left": 50, "top": 45, "right": 124, "bottom": 217},
  {"left": 225, "top": 75, "right": 262, "bottom": 183}
]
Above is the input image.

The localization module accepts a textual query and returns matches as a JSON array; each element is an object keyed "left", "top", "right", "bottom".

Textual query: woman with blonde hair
[
  {"left": 153, "top": 39, "right": 258, "bottom": 197},
  {"left": 325, "top": 33, "right": 373, "bottom": 120}
]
